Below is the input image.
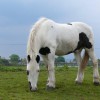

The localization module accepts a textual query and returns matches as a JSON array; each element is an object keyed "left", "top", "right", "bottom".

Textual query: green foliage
[
  {"left": 0, "top": 58, "right": 10, "bottom": 66},
  {"left": 56, "top": 64, "right": 69, "bottom": 71},
  {"left": 0, "top": 66, "right": 100, "bottom": 100},
  {"left": 63, "top": 64, "right": 69, "bottom": 70},
  {"left": 55, "top": 56, "right": 65, "bottom": 62},
  {"left": 9, "top": 54, "right": 20, "bottom": 65}
]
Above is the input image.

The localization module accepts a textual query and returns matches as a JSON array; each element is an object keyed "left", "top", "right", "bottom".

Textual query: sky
[{"left": 0, "top": 0, "right": 100, "bottom": 60}]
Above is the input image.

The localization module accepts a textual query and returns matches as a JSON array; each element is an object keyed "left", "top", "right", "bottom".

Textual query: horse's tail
[{"left": 81, "top": 50, "right": 89, "bottom": 68}]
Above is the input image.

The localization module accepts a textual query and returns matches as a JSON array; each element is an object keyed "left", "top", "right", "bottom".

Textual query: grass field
[{"left": 0, "top": 66, "right": 100, "bottom": 100}]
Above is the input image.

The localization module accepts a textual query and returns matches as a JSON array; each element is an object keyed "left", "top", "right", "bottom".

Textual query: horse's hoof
[
  {"left": 94, "top": 82, "right": 100, "bottom": 86},
  {"left": 46, "top": 85, "right": 55, "bottom": 91},
  {"left": 75, "top": 81, "right": 82, "bottom": 85}
]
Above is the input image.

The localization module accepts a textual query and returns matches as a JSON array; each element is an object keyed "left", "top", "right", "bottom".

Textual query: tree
[
  {"left": 9, "top": 54, "right": 20, "bottom": 65},
  {"left": 55, "top": 56, "right": 65, "bottom": 62},
  {"left": 0, "top": 58, "right": 10, "bottom": 66}
]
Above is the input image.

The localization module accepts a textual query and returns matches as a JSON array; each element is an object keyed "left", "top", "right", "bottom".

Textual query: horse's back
[
  {"left": 41, "top": 19, "right": 93, "bottom": 38},
  {"left": 71, "top": 22, "right": 93, "bottom": 36},
  {"left": 38, "top": 18, "right": 93, "bottom": 45}
]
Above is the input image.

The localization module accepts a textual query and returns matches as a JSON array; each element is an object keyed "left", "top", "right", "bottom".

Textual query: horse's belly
[
  {"left": 55, "top": 43, "right": 76, "bottom": 56},
  {"left": 55, "top": 50, "right": 68, "bottom": 55}
]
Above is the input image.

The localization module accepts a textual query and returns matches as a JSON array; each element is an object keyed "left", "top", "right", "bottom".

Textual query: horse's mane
[{"left": 27, "top": 17, "right": 48, "bottom": 55}]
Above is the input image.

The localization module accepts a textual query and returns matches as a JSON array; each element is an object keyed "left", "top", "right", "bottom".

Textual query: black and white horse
[{"left": 27, "top": 17, "right": 100, "bottom": 91}]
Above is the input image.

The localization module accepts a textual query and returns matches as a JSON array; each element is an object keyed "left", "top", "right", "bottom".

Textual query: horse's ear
[
  {"left": 36, "top": 55, "right": 40, "bottom": 63},
  {"left": 27, "top": 55, "right": 31, "bottom": 63}
]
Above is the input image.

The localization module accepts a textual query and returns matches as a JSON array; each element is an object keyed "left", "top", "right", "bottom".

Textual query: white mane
[{"left": 27, "top": 17, "right": 48, "bottom": 55}]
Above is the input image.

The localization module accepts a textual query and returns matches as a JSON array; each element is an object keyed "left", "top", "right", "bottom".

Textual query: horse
[{"left": 27, "top": 17, "right": 100, "bottom": 91}]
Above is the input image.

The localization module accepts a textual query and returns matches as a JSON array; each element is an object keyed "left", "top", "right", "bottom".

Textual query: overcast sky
[{"left": 0, "top": 0, "right": 100, "bottom": 59}]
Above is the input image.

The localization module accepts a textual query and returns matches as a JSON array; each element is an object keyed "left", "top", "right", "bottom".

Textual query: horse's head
[{"left": 26, "top": 54, "right": 40, "bottom": 91}]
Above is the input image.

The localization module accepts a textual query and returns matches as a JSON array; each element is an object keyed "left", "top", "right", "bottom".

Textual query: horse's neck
[
  {"left": 32, "top": 36, "right": 41, "bottom": 55},
  {"left": 27, "top": 38, "right": 39, "bottom": 57}
]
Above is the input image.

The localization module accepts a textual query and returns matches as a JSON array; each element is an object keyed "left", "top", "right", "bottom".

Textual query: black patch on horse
[
  {"left": 39, "top": 47, "right": 51, "bottom": 55},
  {"left": 66, "top": 51, "right": 73, "bottom": 55},
  {"left": 74, "top": 32, "right": 92, "bottom": 51},
  {"left": 36, "top": 55, "right": 40, "bottom": 63},
  {"left": 27, "top": 70, "right": 29, "bottom": 75},
  {"left": 27, "top": 55, "right": 31, "bottom": 63},
  {"left": 67, "top": 23, "right": 72, "bottom": 25}
]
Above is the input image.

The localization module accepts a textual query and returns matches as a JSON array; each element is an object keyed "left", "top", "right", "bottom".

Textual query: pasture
[{"left": 0, "top": 66, "right": 100, "bottom": 100}]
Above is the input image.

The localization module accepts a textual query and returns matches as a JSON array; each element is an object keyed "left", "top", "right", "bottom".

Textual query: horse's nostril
[
  {"left": 37, "top": 70, "right": 40, "bottom": 72},
  {"left": 29, "top": 81, "right": 32, "bottom": 90}
]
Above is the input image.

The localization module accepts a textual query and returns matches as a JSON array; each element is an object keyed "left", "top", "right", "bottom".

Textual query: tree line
[
  {"left": 0, "top": 54, "right": 26, "bottom": 66},
  {"left": 1, "top": 54, "right": 100, "bottom": 67},
  {"left": 0, "top": 54, "right": 65, "bottom": 66}
]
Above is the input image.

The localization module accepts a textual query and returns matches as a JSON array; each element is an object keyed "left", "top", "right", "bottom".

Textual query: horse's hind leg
[
  {"left": 74, "top": 50, "right": 89, "bottom": 84},
  {"left": 86, "top": 48, "right": 100, "bottom": 85},
  {"left": 74, "top": 50, "right": 83, "bottom": 84}
]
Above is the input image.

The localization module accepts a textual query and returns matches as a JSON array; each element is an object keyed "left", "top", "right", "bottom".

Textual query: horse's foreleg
[
  {"left": 41, "top": 55, "right": 50, "bottom": 82},
  {"left": 86, "top": 48, "right": 100, "bottom": 85},
  {"left": 46, "top": 53, "right": 55, "bottom": 90}
]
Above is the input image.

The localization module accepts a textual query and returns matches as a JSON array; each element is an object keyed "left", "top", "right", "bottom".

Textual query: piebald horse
[{"left": 27, "top": 17, "right": 100, "bottom": 91}]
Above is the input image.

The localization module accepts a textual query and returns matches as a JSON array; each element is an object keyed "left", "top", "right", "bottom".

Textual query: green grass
[{"left": 0, "top": 66, "right": 100, "bottom": 100}]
